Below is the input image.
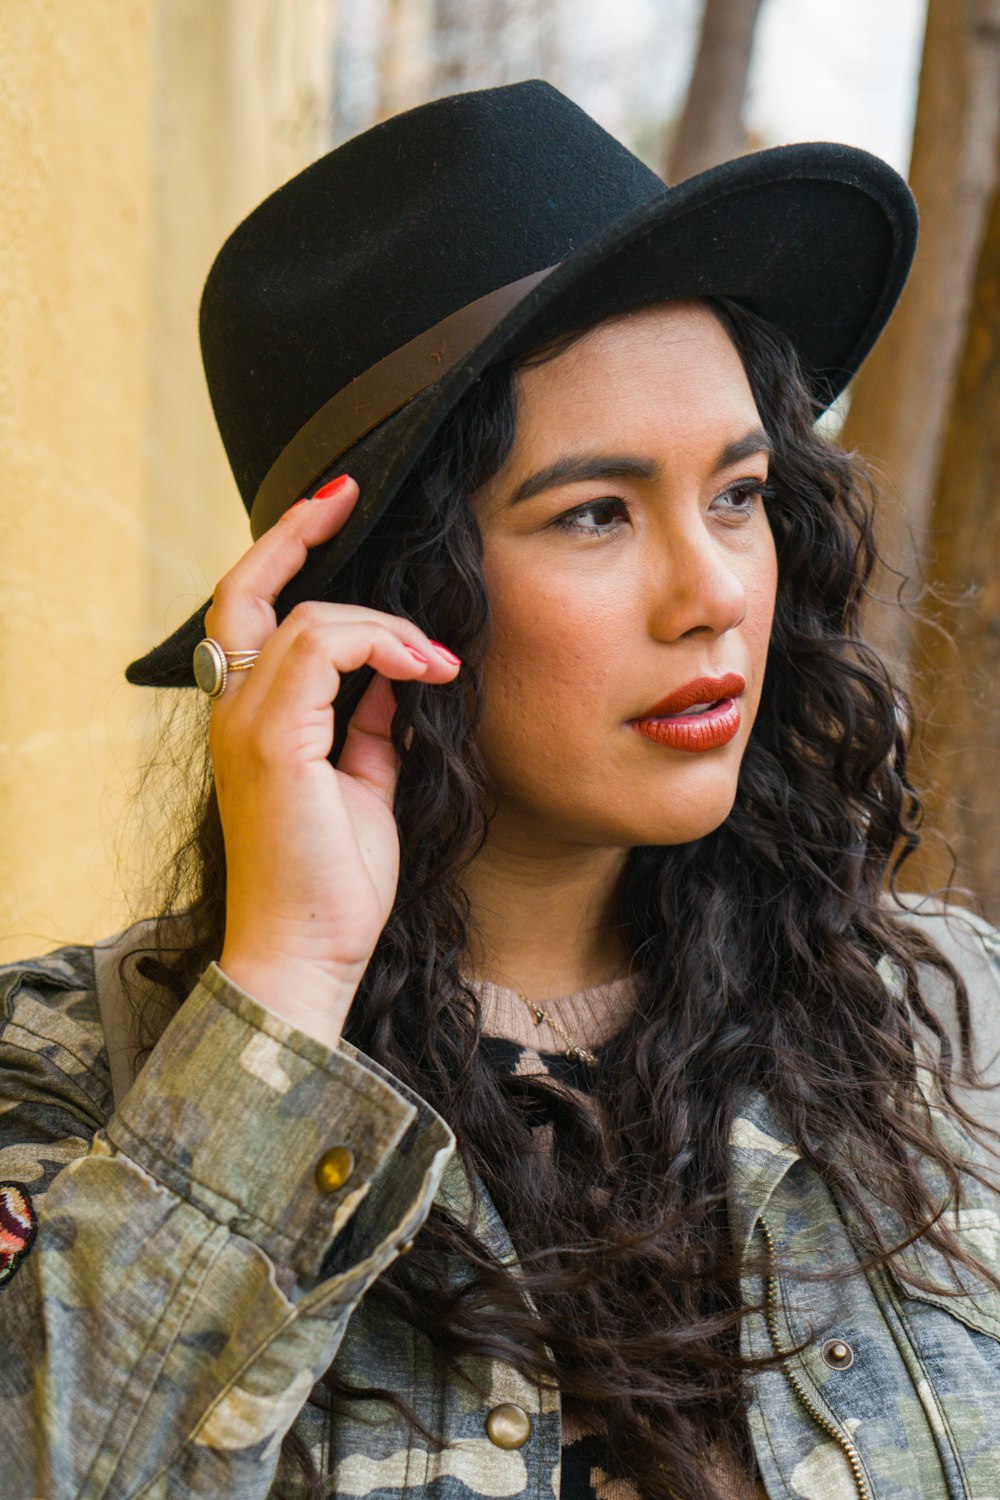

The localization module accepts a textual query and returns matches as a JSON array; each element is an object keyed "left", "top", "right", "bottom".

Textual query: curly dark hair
[{"left": 122, "top": 295, "right": 1000, "bottom": 1500}]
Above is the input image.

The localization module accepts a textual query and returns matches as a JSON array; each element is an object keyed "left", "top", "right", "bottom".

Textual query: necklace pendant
[
  {"left": 512, "top": 990, "right": 597, "bottom": 1068},
  {"left": 567, "top": 1044, "right": 598, "bottom": 1066}
]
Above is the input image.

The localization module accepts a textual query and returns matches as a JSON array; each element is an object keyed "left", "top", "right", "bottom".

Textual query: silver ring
[{"left": 193, "top": 637, "right": 261, "bottom": 698}]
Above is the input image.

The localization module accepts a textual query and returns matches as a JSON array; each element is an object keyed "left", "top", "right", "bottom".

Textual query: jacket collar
[{"left": 727, "top": 1090, "right": 802, "bottom": 1257}]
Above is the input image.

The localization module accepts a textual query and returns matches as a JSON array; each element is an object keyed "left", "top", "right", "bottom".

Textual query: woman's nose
[{"left": 644, "top": 522, "right": 748, "bottom": 641}]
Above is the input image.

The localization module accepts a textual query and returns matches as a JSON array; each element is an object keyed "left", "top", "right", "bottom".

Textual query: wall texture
[{"left": 0, "top": 0, "right": 335, "bottom": 961}]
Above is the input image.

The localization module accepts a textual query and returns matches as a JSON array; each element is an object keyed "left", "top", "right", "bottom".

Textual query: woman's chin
[{"left": 629, "top": 782, "right": 740, "bottom": 847}]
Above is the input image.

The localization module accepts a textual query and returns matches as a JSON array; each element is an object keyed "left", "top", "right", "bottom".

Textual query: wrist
[{"left": 217, "top": 950, "right": 363, "bottom": 1051}]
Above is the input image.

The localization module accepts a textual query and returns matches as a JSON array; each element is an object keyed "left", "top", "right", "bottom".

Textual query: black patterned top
[{"left": 463, "top": 971, "right": 766, "bottom": 1500}]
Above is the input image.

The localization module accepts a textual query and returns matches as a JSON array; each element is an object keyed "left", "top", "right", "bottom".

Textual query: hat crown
[{"left": 200, "top": 81, "right": 667, "bottom": 507}]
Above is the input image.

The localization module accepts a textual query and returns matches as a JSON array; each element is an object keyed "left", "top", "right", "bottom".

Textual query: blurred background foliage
[{"left": 1, "top": 0, "right": 998, "bottom": 959}]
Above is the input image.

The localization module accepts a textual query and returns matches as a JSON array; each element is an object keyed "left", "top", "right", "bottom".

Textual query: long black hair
[{"left": 124, "top": 296, "right": 1000, "bottom": 1499}]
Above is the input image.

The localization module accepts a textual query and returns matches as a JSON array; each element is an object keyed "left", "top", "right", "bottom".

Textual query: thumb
[{"left": 336, "top": 671, "right": 409, "bottom": 806}]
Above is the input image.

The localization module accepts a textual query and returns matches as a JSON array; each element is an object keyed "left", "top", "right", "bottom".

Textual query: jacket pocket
[{"left": 884, "top": 1172, "right": 1000, "bottom": 1344}]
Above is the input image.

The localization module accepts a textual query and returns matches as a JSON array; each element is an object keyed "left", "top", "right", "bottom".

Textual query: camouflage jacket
[{"left": 2, "top": 900, "right": 1000, "bottom": 1499}]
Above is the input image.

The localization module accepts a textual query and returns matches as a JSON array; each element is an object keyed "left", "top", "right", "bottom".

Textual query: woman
[{"left": 3, "top": 80, "right": 1000, "bottom": 1500}]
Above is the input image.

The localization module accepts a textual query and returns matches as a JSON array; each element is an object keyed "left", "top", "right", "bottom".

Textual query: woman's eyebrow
[
  {"left": 508, "top": 455, "right": 657, "bottom": 507},
  {"left": 715, "top": 427, "right": 773, "bottom": 470},
  {"left": 507, "top": 428, "right": 773, "bottom": 508}
]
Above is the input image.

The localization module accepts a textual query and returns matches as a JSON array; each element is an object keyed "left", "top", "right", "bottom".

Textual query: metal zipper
[{"left": 758, "top": 1216, "right": 871, "bottom": 1500}]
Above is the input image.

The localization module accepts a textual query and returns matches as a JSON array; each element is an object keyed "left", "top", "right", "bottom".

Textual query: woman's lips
[
  {"left": 637, "top": 671, "right": 746, "bottom": 718},
  {"left": 630, "top": 697, "right": 742, "bottom": 753}
]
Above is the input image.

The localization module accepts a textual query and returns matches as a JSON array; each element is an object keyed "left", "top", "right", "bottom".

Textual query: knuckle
[
  {"left": 288, "top": 599, "right": 325, "bottom": 627},
  {"left": 370, "top": 608, "right": 410, "bottom": 634},
  {"left": 291, "top": 624, "right": 328, "bottom": 658},
  {"left": 232, "top": 711, "right": 278, "bottom": 766},
  {"left": 211, "top": 573, "right": 239, "bottom": 609}
]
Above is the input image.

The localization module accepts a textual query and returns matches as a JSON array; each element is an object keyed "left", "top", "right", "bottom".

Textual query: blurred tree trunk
[
  {"left": 841, "top": 0, "right": 1000, "bottom": 675},
  {"left": 379, "top": 0, "right": 433, "bottom": 119},
  {"left": 902, "top": 171, "right": 1000, "bottom": 919},
  {"left": 667, "top": 0, "right": 764, "bottom": 183},
  {"left": 432, "top": 0, "right": 490, "bottom": 93}
]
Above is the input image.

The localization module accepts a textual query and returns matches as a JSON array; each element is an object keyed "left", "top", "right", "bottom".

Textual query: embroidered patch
[{"left": 0, "top": 1182, "right": 38, "bottom": 1287}]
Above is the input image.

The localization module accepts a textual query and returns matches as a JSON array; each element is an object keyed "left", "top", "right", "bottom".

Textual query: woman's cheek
[
  {"left": 745, "top": 532, "right": 779, "bottom": 644},
  {"left": 742, "top": 545, "right": 778, "bottom": 728}
]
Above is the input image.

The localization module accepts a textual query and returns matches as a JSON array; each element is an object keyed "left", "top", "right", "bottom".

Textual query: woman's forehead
[{"left": 510, "top": 303, "right": 760, "bottom": 443}]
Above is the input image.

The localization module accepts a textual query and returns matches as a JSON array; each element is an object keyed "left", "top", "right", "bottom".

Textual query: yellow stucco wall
[{"left": 0, "top": 0, "right": 335, "bottom": 961}]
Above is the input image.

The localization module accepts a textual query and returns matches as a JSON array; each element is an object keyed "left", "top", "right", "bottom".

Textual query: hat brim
[{"left": 126, "top": 140, "right": 916, "bottom": 688}]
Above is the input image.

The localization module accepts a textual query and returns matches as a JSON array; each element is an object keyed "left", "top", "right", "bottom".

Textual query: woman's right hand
[{"left": 204, "top": 475, "right": 461, "bottom": 1049}]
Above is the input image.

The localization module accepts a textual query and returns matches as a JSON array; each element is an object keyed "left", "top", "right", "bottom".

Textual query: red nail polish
[
  {"left": 429, "top": 640, "right": 461, "bottom": 664},
  {"left": 404, "top": 645, "right": 429, "bottom": 663},
  {"left": 313, "top": 474, "right": 350, "bottom": 500}
]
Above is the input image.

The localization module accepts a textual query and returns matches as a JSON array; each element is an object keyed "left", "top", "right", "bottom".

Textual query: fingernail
[
  {"left": 404, "top": 645, "right": 429, "bottom": 663},
  {"left": 429, "top": 640, "right": 461, "bottom": 664},
  {"left": 312, "top": 474, "right": 351, "bottom": 500}
]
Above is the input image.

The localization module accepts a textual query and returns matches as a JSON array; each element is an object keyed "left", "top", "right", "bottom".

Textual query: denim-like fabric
[{"left": 1, "top": 902, "right": 999, "bottom": 1498}]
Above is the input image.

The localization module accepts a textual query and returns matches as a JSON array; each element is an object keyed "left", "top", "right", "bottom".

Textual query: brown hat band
[{"left": 249, "top": 263, "right": 558, "bottom": 538}]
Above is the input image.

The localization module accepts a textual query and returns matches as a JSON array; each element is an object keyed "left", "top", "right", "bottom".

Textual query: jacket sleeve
[
  {"left": 887, "top": 894, "right": 1000, "bottom": 1142},
  {"left": 0, "top": 945, "right": 455, "bottom": 1500}
]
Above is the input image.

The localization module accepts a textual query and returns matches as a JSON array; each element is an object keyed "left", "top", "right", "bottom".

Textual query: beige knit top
[{"left": 461, "top": 970, "right": 768, "bottom": 1500}]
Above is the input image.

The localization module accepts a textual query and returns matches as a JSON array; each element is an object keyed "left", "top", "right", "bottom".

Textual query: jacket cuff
[{"left": 102, "top": 962, "right": 427, "bottom": 1279}]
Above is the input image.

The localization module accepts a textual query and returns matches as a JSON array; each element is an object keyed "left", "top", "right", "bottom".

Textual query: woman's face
[{"left": 469, "top": 299, "right": 778, "bottom": 851}]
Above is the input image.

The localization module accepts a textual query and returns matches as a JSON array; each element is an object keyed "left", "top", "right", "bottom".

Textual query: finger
[
  {"left": 237, "top": 623, "right": 456, "bottom": 763},
  {"left": 336, "top": 671, "right": 408, "bottom": 806},
  {"left": 220, "top": 604, "right": 459, "bottom": 717},
  {"left": 204, "top": 474, "right": 360, "bottom": 700}
]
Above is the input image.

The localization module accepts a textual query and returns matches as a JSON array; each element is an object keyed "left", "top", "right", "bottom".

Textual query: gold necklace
[
  {"left": 469, "top": 957, "right": 633, "bottom": 1071},
  {"left": 512, "top": 990, "right": 600, "bottom": 1069}
]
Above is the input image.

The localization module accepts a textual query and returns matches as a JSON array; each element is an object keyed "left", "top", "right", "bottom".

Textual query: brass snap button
[
  {"left": 485, "top": 1403, "right": 532, "bottom": 1449},
  {"left": 821, "top": 1338, "right": 855, "bottom": 1369},
  {"left": 314, "top": 1145, "right": 355, "bottom": 1193},
  {"left": 397, "top": 1237, "right": 415, "bottom": 1255}
]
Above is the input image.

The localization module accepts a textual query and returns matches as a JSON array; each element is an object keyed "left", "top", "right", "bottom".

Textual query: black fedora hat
[{"left": 126, "top": 79, "right": 917, "bottom": 689}]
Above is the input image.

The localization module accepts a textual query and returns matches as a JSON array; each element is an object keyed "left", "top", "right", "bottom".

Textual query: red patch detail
[{"left": 0, "top": 1182, "right": 37, "bottom": 1287}]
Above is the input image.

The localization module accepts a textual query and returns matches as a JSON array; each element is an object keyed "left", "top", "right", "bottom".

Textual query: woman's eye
[
  {"left": 551, "top": 482, "right": 770, "bottom": 537},
  {"left": 551, "top": 498, "right": 629, "bottom": 536},
  {"left": 712, "top": 480, "right": 770, "bottom": 518}
]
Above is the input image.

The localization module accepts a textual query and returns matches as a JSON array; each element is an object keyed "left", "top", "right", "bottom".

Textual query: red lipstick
[{"left": 630, "top": 672, "right": 746, "bottom": 754}]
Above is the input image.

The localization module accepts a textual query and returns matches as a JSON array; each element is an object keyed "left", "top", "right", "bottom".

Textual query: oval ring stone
[{"left": 193, "top": 638, "right": 227, "bottom": 697}]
